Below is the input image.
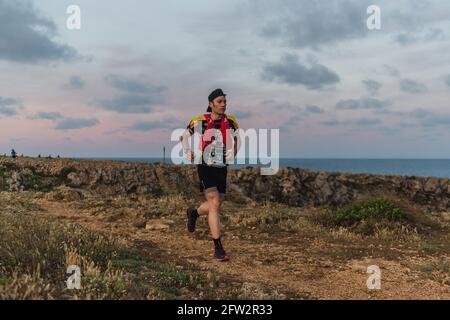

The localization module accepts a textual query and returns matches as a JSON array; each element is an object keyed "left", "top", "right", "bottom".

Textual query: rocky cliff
[{"left": 1, "top": 156, "right": 449, "bottom": 212}]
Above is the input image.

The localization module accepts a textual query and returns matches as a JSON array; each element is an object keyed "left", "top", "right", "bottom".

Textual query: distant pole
[{"left": 163, "top": 146, "right": 166, "bottom": 163}]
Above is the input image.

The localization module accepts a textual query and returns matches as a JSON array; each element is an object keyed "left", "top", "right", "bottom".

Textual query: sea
[{"left": 82, "top": 158, "right": 450, "bottom": 179}]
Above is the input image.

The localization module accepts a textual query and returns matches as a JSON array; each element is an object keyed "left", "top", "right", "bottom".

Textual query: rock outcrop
[{"left": 1, "top": 156, "right": 449, "bottom": 212}]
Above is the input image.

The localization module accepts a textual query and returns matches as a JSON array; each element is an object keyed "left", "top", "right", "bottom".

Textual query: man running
[{"left": 180, "top": 88, "right": 240, "bottom": 262}]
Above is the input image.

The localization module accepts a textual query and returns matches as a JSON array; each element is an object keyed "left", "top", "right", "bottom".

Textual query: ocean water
[{"left": 85, "top": 158, "right": 450, "bottom": 179}]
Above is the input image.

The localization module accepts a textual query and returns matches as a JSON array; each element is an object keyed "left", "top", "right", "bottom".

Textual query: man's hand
[
  {"left": 185, "top": 149, "right": 194, "bottom": 161},
  {"left": 225, "top": 149, "right": 235, "bottom": 162},
  {"left": 180, "top": 130, "right": 194, "bottom": 161}
]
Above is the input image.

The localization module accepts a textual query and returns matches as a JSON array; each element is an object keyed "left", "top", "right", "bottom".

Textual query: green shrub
[
  {"left": 335, "top": 197, "right": 405, "bottom": 225},
  {"left": 58, "top": 166, "right": 77, "bottom": 184}
]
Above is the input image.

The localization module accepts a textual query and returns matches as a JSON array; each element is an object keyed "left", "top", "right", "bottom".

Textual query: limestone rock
[
  {"left": 1, "top": 157, "right": 450, "bottom": 212},
  {"left": 145, "top": 219, "right": 170, "bottom": 230}
]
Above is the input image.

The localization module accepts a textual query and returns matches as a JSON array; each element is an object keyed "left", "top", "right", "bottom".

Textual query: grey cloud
[
  {"left": 232, "top": 110, "right": 252, "bottom": 119},
  {"left": 383, "top": 65, "right": 400, "bottom": 78},
  {"left": 0, "top": 96, "right": 22, "bottom": 116},
  {"left": 31, "top": 111, "right": 63, "bottom": 120},
  {"left": 321, "top": 119, "right": 341, "bottom": 126},
  {"left": 258, "top": 0, "right": 370, "bottom": 49},
  {"left": 425, "top": 28, "right": 446, "bottom": 41},
  {"left": 262, "top": 54, "right": 340, "bottom": 90},
  {"left": 336, "top": 99, "right": 364, "bottom": 110},
  {"left": 127, "top": 116, "right": 184, "bottom": 132},
  {"left": 30, "top": 111, "right": 99, "bottom": 132},
  {"left": 421, "top": 115, "right": 450, "bottom": 127},
  {"left": 374, "top": 108, "right": 404, "bottom": 116},
  {"left": 398, "top": 122, "right": 418, "bottom": 129},
  {"left": 0, "top": 0, "right": 79, "bottom": 63},
  {"left": 321, "top": 117, "right": 381, "bottom": 126},
  {"left": 393, "top": 27, "right": 445, "bottom": 46},
  {"left": 64, "top": 76, "right": 85, "bottom": 90},
  {"left": 305, "top": 104, "right": 324, "bottom": 114},
  {"left": 267, "top": 101, "right": 324, "bottom": 118},
  {"left": 336, "top": 98, "right": 389, "bottom": 110},
  {"left": 253, "top": 0, "right": 449, "bottom": 50},
  {"left": 408, "top": 108, "right": 430, "bottom": 118},
  {"left": 0, "top": 106, "right": 18, "bottom": 116},
  {"left": 407, "top": 108, "right": 450, "bottom": 128},
  {"left": 55, "top": 117, "right": 99, "bottom": 130},
  {"left": 362, "top": 79, "right": 382, "bottom": 96},
  {"left": 0, "top": 97, "right": 19, "bottom": 106},
  {"left": 105, "top": 75, "right": 167, "bottom": 94},
  {"left": 98, "top": 75, "right": 167, "bottom": 113},
  {"left": 385, "top": 108, "right": 450, "bottom": 129},
  {"left": 272, "top": 102, "right": 301, "bottom": 111},
  {"left": 97, "top": 94, "right": 162, "bottom": 114},
  {"left": 354, "top": 118, "right": 381, "bottom": 126},
  {"left": 446, "top": 75, "right": 450, "bottom": 87},
  {"left": 393, "top": 33, "right": 418, "bottom": 46},
  {"left": 284, "top": 113, "right": 304, "bottom": 128},
  {"left": 400, "top": 79, "right": 427, "bottom": 94},
  {"left": 128, "top": 120, "right": 170, "bottom": 131},
  {"left": 377, "top": 107, "right": 446, "bottom": 127}
]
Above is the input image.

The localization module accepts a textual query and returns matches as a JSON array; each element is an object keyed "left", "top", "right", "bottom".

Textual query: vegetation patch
[{"left": 312, "top": 197, "right": 442, "bottom": 237}]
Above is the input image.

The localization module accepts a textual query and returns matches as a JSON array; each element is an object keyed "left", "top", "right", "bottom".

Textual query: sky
[{"left": 0, "top": 0, "right": 449, "bottom": 158}]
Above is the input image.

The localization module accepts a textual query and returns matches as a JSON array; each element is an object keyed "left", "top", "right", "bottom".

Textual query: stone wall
[{"left": 1, "top": 157, "right": 449, "bottom": 212}]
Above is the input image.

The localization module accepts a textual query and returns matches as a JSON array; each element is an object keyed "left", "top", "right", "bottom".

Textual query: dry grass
[
  {"left": 0, "top": 193, "right": 203, "bottom": 300},
  {"left": 1, "top": 190, "right": 449, "bottom": 300},
  {"left": 0, "top": 192, "right": 278, "bottom": 300}
]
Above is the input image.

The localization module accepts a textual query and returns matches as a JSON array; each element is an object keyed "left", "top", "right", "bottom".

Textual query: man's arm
[
  {"left": 180, "top": 129, "right": 194, "bottom": 161},
  {"left": 181, "top": 117, "right": 202, "bottom": 161},
  {"left": 234, "top": 133, "right": 241, "bottom": 157},
  {"left": 226, "top": 115, "right": 241, "bottom": 161}
]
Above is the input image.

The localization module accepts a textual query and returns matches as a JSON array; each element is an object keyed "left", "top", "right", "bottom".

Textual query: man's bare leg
[
  {"left": 203, "top": 188, "right": 223, "bottom": 239},
  {"left": 186, "top": 192, "right": 223, "bottom": 233},
  {"left": 201, "top": 188, "right": 229, "bottom": 261},
  {"left": 197, "top": 193, "right": 224, "bottom": 216}
]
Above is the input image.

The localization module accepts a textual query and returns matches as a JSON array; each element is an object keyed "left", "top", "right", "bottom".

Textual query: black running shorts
[{"left": 197, "top": 164, "right": 228, "bottom": 194}]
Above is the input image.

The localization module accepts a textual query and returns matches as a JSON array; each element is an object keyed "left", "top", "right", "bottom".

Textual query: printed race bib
[
  {"left": 206, "top": 144, "right": 225, "bottom": 167},
  {"left": 203, "top": 129, "right": 226, "bottom": 167}
]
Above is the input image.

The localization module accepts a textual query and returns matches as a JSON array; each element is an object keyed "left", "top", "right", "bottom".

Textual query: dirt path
[{"left": 36, "top": 199, "right": 450, "bottom": 300}]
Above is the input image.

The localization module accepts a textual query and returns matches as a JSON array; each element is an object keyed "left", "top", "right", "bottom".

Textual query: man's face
[{"left": 209, "top": 96, "right": 226, "bottom": 115}]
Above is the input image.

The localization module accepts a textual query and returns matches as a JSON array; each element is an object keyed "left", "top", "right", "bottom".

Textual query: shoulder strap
[
  {"left": 221, "top": 114, "right": 230, "bottom": 129},
  {"left": 189, "top": 115, "right": 206, "bottom": 125},
  {"left": 226, "top": 114, "right": 238, "bottom": 129},
  {"left": 204, "top": 113, "right": 212, "bottom": 123}
]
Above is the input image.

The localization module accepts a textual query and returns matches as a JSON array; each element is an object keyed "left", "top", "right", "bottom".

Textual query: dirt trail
[{"left": 36, "top": 199, "right": 450, "bottom": 300}]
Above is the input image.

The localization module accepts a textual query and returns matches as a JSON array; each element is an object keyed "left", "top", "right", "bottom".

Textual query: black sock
[{"left": 213, "top": 237, "right": 222, "bottom": 249}]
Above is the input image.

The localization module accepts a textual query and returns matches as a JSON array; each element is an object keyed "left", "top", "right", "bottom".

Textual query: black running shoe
[
  {"left": 214, "top": 246, "right": 230, "bottom": 262},
  {"left": 186, "top": 208, "right": 198, "bottom": 233}
]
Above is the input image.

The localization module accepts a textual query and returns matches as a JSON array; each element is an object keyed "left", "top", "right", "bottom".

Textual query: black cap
[{"left": 207, "top": 88, "right": 226, "bottom": 112}]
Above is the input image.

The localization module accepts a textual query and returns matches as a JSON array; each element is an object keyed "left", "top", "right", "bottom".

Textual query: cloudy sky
[{"left": 0, "top": 0, "right": 449, "bottom": 158}]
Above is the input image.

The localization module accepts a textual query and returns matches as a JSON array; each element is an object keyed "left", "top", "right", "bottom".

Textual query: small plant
[
  {"left": 416, "top": 264, "right": 434, "bottom": 273},
  {"left": 420, "top": 242, "right": 439, "bottom": 254},
  {"left": 1, "top": 162, "right": 19, "bottom": 171},
  {"left": 335, "top": 198, "right": 405, "bottom": 225},
  {"left": 58, "top": 166, "right": 77, "bottom": 184},
  {"left": 158, "top": 264, "right": 191, "bottom": 287}
]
